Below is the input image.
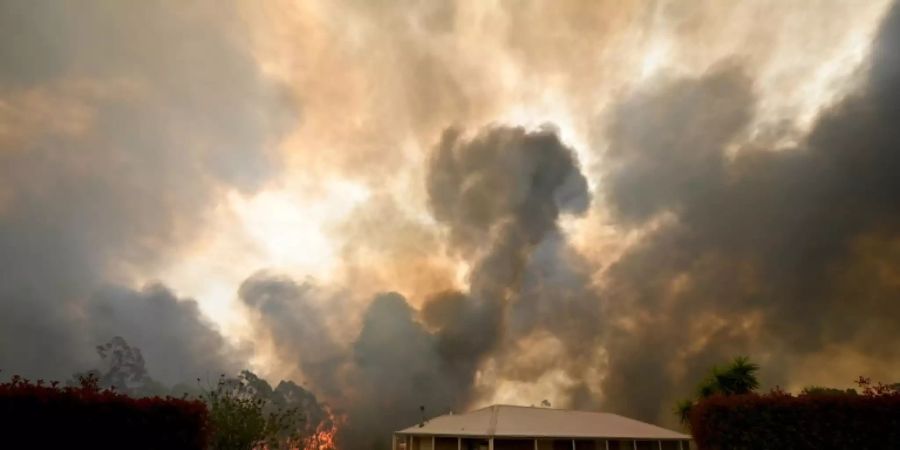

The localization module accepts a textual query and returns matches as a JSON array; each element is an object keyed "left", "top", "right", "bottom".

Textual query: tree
[
  {"left": 202, "top": 372, "right": 305, "bottom": 450},
  {"left": 69, "top": 336, "right": 168, "bottom": 397},
  {"left": 674, "top": 398, "right": 694, "bottom": 425},
  {"left": 95, "top": 336, "right": 149, "bottom": 389}
]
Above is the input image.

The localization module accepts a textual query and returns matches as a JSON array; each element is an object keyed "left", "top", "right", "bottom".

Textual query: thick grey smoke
[
  {"left": 425, "top": 124, "right": 594, "bottom": 417},
  {"left": 598, "top": 3, "right": 900, "bottom": 424},
  {"left": 242, "top": 125, "right": 593, "bottom": 448},
  {"left": 0, "top": 0, "right": 290, "bottom": 381},
  {"left": 88, "top": 284, "right": 242, "bottom": 385},
  {"left": 239, "top": 272, "right": 346, "bottom": 398},
  {"left": 427, "top": 126, "right": 590, "bottom": 253},
  {"left": 425, "top": 125, "right": 601, "bottom": 402}
]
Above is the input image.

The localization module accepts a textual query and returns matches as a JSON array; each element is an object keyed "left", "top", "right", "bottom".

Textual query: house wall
[{"left": 411, "top": 436, "right": 433, "bottom": 450}]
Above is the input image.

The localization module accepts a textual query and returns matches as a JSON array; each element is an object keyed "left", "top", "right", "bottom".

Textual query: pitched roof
[{"left": 396, "top": 405, "right": 690, "bottom": 440}]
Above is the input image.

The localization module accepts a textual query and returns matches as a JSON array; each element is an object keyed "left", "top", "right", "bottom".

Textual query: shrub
[
  {"left": 0, "top": 373, "right": 209, "bottom": 450},
  {"left": 689, "top": 388, "right": 900, "bottom": 450}
]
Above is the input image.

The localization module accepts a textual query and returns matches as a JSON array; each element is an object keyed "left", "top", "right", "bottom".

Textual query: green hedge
[
  {"left": 689, "top": 391, "right": 900, "bottom": 450},
  {"left": 0, "top": 375, "right": 209, "bottom": 450}
]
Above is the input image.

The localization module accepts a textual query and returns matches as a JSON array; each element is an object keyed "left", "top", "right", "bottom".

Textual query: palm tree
[
  {"left": 675, "top": 399, "right": 694, "bottom": 425},
  {"left": 696, "top": 356, "right": 760, "bottom": 398},
  {"left": 676, "top": 356, "right": 761, "bottom": 427},
  {"left": 716, "top": 356, "right": 760, "bottom": 395}
]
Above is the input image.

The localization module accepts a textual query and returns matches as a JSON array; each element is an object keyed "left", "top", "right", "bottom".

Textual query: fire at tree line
[{"left": 1, "top": 338, "right": 898, "bottom": 450}]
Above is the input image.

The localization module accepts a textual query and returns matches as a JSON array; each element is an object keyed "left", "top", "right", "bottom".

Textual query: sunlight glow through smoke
[
  {"left": 161, "top": 180, "right": 370, "bottom": 339},
  {"left": 158, "top": 0, "right": 897, "bottom": 426}
]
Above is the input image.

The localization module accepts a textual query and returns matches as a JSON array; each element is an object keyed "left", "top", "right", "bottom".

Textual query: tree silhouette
[
  {"left": 674, "top": 399, "right": 694, "bottom": 425},
  {"left": 698, "top": 356, "right": 760, "bottom": 397}
]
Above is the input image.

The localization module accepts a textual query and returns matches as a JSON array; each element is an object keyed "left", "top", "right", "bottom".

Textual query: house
[{"left": 393, "top": 404, "right": 692, "bottom": 450}]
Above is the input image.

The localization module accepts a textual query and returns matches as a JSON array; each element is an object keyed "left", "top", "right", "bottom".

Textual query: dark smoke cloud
[
  {"left": 426, "top": 124, "right": 593, "bottom": 348},
  {"left": 598, "top": 3, "right": 900, "bottom": 424},
  {"left": 428, "top": 126, "right": 590, "bottom": 252},
  {"left": 347, "top": 292, "right": 468, "bottom": 449},
  {"left": 603, "top": 63, "right": 754, "bottom": 224},
  {"left": 239, "top": 272, "right": 346, "bottom": 398},
  {"left": 0, "top": 0, "right": 291, "bottom": 381},
  {"left": 427, "top": 125, "right": 605, "bottom": 405}
]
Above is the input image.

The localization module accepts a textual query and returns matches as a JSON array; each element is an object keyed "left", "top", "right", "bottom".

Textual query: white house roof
[{"left": 396, "top": 405, "right": 690, "bottom": 440}]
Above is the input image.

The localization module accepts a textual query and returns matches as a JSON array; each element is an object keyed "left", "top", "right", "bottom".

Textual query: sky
[{"left": 2, "top": 0, "right": 900, "bottom": 447}]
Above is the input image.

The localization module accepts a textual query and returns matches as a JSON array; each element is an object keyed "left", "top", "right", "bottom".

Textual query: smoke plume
[
  {"left": 3, "top": 1, "right": 900, "bottom": 449},
  {"left": 0, "top": 0, "right": 291, "bottom": 381}
]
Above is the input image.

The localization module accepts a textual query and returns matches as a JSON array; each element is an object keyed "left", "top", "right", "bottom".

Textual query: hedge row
[
  {"left": 0, "top": 375, "right": 209, "bottom": 450},
  {"left": 689, "top": 391, "right": 900, "bottom": 450}
]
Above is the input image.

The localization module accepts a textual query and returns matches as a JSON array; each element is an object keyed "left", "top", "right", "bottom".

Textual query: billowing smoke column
[
  {"left": 242, "top": 125, "right": 592, "bottom": 448},
  {"left": 425, "top": 126, "right": 602, "bottom": 408}
]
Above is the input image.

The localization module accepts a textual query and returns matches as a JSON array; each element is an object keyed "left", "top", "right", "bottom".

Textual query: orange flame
[{"left": 303, "top": 405, "right": 344, "bottom": 450}]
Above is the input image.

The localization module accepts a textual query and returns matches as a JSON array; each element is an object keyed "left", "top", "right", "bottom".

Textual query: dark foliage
[
  {"left": 690, "top": 387, "right": 900, "bottom": 450},
  {"left": 0, "top": 372, "right": 209, "bottom": 450}
]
